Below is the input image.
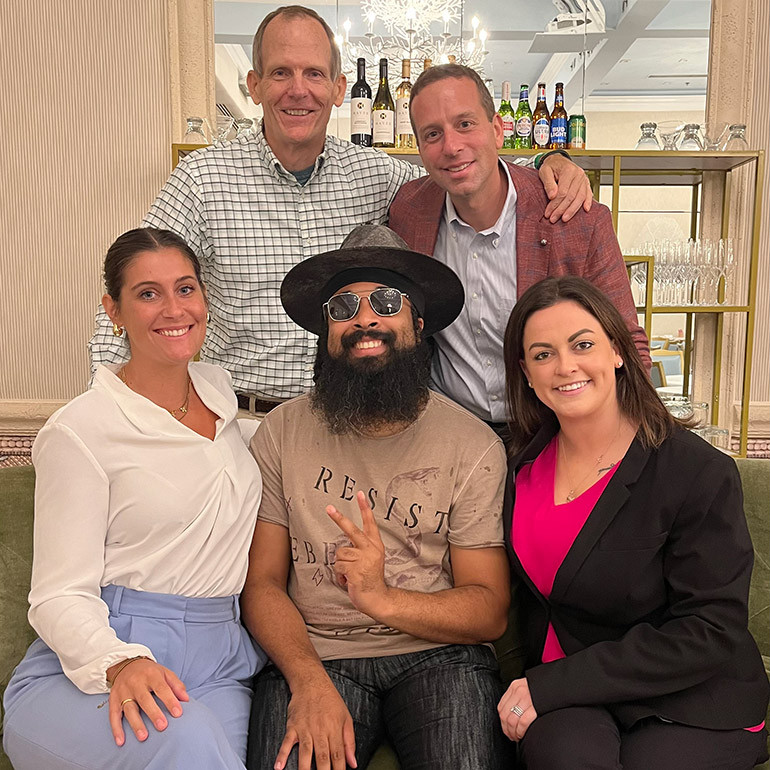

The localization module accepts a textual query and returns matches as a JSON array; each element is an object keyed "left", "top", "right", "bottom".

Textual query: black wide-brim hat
[{"left": 280, "top": 225, "right": 465, "bottom": 337}]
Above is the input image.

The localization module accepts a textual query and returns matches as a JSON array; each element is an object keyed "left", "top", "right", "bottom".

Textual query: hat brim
[{"left": 281, "top": 246, "right": 465, "bottom": 337}]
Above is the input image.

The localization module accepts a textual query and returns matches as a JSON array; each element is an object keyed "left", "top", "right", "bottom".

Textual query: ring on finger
[
  {"left": 510, "top": 704, "right": 524, "bottom": 717},
  {"left": 120, "top": 698, "right": 136, "bottom": 708}
]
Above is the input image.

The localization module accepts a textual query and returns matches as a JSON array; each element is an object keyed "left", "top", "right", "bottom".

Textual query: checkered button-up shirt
[{"left": 88, "top": 129, "right": 422, "bottom": 398}]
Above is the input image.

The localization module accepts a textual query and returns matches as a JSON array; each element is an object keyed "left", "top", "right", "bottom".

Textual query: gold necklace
[
  {"left": 559, "top": 422, "right": 622, "bottom": 503},
  {"left": 118, "top": 366, "right": 191, "bottom": 421}
]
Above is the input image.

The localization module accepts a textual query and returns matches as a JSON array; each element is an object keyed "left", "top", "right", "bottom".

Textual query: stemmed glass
[{"left": 656, "top": 120, "right": 684, "bottom": 151}]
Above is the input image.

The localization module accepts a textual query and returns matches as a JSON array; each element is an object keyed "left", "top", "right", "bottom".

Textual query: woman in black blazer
[{"left": 498, "top": 276, "right": 768, "bottom": 769}]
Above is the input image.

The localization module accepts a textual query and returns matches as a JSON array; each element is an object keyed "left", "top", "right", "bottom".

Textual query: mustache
[{"left": 340, "top": 328, "right": 396, "bottom": 351}]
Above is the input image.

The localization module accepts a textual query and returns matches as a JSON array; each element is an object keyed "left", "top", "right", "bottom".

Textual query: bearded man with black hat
[{"left": 241, "top": 225, "right": 513, "bottom": 770}]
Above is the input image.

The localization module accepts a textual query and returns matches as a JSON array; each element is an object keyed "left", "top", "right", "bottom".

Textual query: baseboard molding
[{"left": 0, "top": 400, "right": 66, "bottom": 434}]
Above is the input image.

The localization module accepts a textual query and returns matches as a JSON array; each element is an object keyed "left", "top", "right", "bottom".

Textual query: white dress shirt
[
  {"left": 431, "top": 161, "right": 518, "bottom": 423},
  {"left": 28, "top": 363, "right": 262, "bottom": 693}
]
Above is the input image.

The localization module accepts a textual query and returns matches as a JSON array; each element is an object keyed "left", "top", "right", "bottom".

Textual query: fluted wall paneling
[{"left": 0, "top": 0, "right": 172, "bottom": 400}]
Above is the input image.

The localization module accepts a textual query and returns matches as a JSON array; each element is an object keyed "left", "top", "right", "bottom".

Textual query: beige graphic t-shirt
[{"left": 251, "top": 391, "right": 507, "bottom": 661}]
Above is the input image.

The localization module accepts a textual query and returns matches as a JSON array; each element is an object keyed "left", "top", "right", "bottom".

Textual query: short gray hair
[{"left": 252, "top": 5, "right": 342, "bottom": 81}]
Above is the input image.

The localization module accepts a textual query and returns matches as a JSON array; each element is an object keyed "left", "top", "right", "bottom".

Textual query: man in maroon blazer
[{"left": 389, "top": 64, "right": 650, "bottom": 431}]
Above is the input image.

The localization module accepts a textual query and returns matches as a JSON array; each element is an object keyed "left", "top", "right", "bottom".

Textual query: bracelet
[
  {"left": 534, "top": 149, "right": 572, "bottom": 169},
  {"left": 106, "top": 656, "right": 150, "bottom": 688}
]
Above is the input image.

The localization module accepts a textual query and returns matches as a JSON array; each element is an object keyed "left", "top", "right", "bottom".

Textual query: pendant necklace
[
  {"left": 118, "top": 366, "right": 191, "bottom": 421},
  {"left": 559, "top": 422, "right": 622, "bottom": 503}
]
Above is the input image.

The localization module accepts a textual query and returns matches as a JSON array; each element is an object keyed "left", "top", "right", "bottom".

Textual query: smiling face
[
  {"left": 103, "top": 247, "right": 207, "bottom": 370},
  {"left": 520, "top": 300, "right": 622, "bottom": 423},
  {"left": 325, "top": 281, "right": 422, "bottom": 365},
  {"left": 247, "top": 14, "right": 346, "bottom": 170},
  {"left": 410, "top": 75, "right": 504, "bottom": 208}
]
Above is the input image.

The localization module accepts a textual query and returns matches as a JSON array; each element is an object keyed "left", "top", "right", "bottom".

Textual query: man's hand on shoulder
[
  {"left": 538, "top": 153, "right": 593, "bottom": 223},
  {"left": 277, "top": 673, "right": 357, "bottom": 770}
]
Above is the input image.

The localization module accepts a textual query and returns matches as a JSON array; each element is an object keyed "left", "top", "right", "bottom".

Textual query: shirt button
[
  {"left": 472, "top": 292, "right": 478, "bottom": 300},
  {"left": 486, "top": 359, "right": 492, "bottom": 367},
  {"left": 476, "top": 328, "right": 481, "bottom": 335},
  {"left": 491, "top": 395, "right": 498, "bottom": 401},
  {"left": 472, "top": 252, "right": 479, "bottom": 259},
  {"left": 493, "top": 238, "right": 499, "bottom": 247},
  {"left": 540, "top": 238, "right": 548, "bottom": 246}
]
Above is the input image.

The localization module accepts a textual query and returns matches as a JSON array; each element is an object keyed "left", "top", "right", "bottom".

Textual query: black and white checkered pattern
[{"left": 88, "top": 129, "right": 422, "bottom": 398}]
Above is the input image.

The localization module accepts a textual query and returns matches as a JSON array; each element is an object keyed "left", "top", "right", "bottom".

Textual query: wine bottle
[
  {"left": 395, "top": 59, "right": 415, "bottom": 150},
  {"left": 372, "top": 58, "right": 395, "bottom": 148},
  {"left": 350, "top": 58, "right": 372, "bottom": 147}
]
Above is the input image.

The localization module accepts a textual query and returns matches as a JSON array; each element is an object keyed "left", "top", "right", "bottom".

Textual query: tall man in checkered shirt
[{"left": 88, "top": 5, "right": 593, "bottom": 411}]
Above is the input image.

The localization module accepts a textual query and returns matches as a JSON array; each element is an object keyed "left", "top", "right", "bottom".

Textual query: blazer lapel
[{"left": 550, "top": 439, "right": 652, "bottom": 602}]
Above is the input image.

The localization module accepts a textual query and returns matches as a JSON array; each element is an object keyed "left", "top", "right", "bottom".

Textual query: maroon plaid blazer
[{"left": 389, "top": 162, "right": 651, "bottom": 367}]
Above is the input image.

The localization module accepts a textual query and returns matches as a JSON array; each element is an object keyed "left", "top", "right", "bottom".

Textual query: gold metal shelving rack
[{"left": 387, "top": 148, "right": 764, "bottom": 457}]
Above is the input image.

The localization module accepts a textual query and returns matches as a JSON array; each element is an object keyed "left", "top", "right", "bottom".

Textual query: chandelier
[{"left": 334, "top": 0, "right": 488, "bottom": 81}]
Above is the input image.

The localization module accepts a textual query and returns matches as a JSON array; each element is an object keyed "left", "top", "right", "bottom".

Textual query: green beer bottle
[
  {"left": 498, "top": 81, "right": 515, "bottom": 150},
  {"left": 513, "top": 84, "right": 533, "bottom": 149}
]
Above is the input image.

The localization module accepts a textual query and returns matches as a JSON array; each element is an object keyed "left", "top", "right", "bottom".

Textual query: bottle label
[
  {"left": 351, "top": 98, "right": 372, "bottom": 134},
  {"left": 372, "top": 109, "right": 395, "bottom": 143},
  {"left": 502, "top": 115, "right": 515, "bottom": 139},
  {"left": 533, "top": 119, "right": 550, "bottom": 146},
  {"left": 516, "top": 117, "right": 532, "bottom": 137},
  {"left": 550, "top": 117, "right": 568, "bottom": 146},
  {"left": 396, "top": 98, "right": 412, "bottom": 135}
]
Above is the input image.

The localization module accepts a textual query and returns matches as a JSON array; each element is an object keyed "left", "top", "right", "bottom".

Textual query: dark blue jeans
[{"left": 247, "top": 644, "right": 515, "bottom": 770}]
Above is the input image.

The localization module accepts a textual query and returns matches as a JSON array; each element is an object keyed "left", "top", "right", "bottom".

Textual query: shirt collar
[
  {"left": 443, "top": 159, "right": 517, "bottom": 238},
  {"left": 255, "top": 120, "right": 327, "bottom": 182}
]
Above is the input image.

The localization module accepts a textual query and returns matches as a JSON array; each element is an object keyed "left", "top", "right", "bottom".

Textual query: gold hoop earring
[{"left": 112, "top": 323, "right": 124, "bottom": 337}]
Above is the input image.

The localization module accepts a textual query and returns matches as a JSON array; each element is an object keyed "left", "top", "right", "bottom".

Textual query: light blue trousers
[{"left": 3, "top": 585, "right": 266, "bottom": 769}]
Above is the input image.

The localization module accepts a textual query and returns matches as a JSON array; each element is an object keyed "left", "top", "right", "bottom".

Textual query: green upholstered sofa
[{"left": 1, "top": 461, "right": 768, "bottom": 769}]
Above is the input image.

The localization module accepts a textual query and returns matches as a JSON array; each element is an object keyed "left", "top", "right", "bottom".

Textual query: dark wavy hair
[
  {"left": 503, "top": 276, "right": 691, "bottom": 455},
  {"left": 103, "top": 228, "right": 203, "bottom": 303}
]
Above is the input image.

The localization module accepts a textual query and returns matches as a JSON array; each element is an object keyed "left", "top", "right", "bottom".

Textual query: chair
[{"left": 650, "top": 361, "right": 667, "bottom": 389}]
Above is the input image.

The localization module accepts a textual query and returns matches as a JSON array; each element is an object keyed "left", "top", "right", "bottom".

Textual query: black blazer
[{"left": 503, "top": 422, "right": 769, "bottom": 730}]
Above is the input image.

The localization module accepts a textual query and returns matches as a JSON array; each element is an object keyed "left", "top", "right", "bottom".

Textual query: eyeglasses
[{"left": 324, "top": 287, "right": 409, "bottom": 323}]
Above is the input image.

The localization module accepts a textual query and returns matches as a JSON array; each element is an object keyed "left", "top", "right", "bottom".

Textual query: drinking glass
[
  {"left": 183, "top": 117, "right": 209, "bottom": 144},
  {"left": 723, "top": 124, "right": 749, "bottom": 151},
  {"left": 235, "top": 117, "right": 254, "bottom": 137},
  {"left": 703, "top": 122, "right": 729, "bottom": 151},
  {"left": 215, "top": 116, "right": 236, "bottom": 142},
  {"left": 679, "top": 124, "right": 703, "bottom": 151},
  {"left": 635, "top": 123, "right": 661, "bottom": 150}
]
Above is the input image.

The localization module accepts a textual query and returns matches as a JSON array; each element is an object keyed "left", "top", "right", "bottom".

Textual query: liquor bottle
[
  {"left": 513, "top": 84, "right": 532, "bottom": 149},
  {"left": 372, "top": 58, "right": 395, "bottom": 148},
  {"left": 423, "top": 58, "right": 432, "bottom": 71},
  {"left": 395, "top": 59, "right": 416, "bottom": 150},
  {"left": 532, "top": 83, "right": 550, "bottom": 150},
  {"left": 498, "top": 81, "right": 515, "bottom": 150},
  {"left": 549, "top": 82, "right": 568, "bottom": 149},
  {"left": 350, "top": 58, "right": 372, "bottom": 147}
]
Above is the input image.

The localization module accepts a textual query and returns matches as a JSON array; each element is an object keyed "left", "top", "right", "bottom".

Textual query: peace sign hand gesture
[{"left": 327, "top": 491, "right": 390, "bottom": 620}]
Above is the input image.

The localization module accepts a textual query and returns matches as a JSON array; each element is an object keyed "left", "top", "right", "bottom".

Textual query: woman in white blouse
[{"left": 3, "top": 228, "right": 266, "bottom": 769}]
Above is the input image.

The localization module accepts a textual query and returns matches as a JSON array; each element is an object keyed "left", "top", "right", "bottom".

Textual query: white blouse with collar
[{"left": 28, "top": 362, "right": 262, "bottom": 693}]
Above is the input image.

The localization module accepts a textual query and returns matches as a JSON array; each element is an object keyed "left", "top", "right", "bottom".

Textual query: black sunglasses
[{"left": 324, "top": 287, "right": 409, "bottom": 322}]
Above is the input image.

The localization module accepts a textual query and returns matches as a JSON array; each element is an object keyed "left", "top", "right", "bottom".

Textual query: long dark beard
[{"left": 310, "top": 328, "right": 433, "bottom": 435}]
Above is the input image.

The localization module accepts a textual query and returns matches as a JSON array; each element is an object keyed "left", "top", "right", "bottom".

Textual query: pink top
[
  {"left": 513, "top": 436, "right": 619, "bottom": 662},
  {"left": 512, "top": 435, "right": 765, "bottom": 732}
]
